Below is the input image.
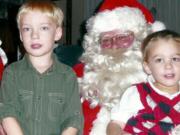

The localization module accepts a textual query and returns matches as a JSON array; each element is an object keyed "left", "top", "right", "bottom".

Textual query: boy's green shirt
[{"left": 0, "top": 54, "right": 84, "bottom": 135}]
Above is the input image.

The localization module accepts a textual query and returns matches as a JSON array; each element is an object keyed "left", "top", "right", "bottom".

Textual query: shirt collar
[{"left": 23, "top": 53, "right": 64, "bottom": 74}]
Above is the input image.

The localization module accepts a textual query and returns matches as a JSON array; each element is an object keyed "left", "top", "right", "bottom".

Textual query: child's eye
[
  {"left": 154, "top": 58, "right": 163, "bottom": 63},
  {"left": 172, "top": 57, "right": 180, "bottom": 62},
  {"left": 22, "top": 27, "right": 31, "bottom": 32},
  {"left": 41, "top": 26, "right": 49, "bottom": 31}
]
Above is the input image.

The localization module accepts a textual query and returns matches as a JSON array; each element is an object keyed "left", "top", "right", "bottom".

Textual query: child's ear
[
  {"left": 54, "top": 27, "right": 62, "bottom": 41},
  {"left": 143, "top": 61, "right": 152, "bottom": 75}
]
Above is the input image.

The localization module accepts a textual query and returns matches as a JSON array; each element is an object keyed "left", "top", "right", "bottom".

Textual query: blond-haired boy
[{"left": 0, "top": 1, "right": 83, "bottom": 135}]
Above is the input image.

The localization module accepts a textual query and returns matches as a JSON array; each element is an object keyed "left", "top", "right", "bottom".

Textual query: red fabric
[
  {"left": 124, "top": 83, "right": 180, "bottom": 135},
  {"left": 0, "top": 57, "right": 5, "bottom": 135},
  {"left": 73, "top": 63, "right": 101, "bottom": 135},
  {"left": 98, "top": 0, "right": 154, "bottom": 23},
  {"left": 82, "top": 100, "right": 101, "bottom": 135},
  {"left": 0, "top": 57, "right": 4, "bottom": 81},
  {"left": 72, "top": 62, "right": 84, "bottom": 77}
]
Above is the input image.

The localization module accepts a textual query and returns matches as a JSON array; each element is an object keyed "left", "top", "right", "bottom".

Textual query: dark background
[{"left": 0, "top": 0, "right": 180, "bottom": 64}]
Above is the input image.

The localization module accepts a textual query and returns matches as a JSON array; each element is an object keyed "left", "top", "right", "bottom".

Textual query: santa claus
[{"left": 77, "top": 0, "right": 165, "bottom": 135}]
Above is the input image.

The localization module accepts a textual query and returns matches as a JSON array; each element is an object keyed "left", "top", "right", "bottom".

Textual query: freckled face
[
  {"left": 19, "top": 11, "right": 62, "bottom": 57},
  {"left": 143, "top": 39, "right": 180, "bottom": 91}
]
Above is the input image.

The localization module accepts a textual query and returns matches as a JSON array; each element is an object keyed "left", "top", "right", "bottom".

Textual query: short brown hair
[
  {"left": 17, "top": 1, "right": 64, "bottom": 28},
  {"left": 141, "top": 29, "right": 180, "bottom": 62}
]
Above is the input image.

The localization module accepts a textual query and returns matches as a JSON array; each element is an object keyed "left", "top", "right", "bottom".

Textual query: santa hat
[
  {"left": 98, "top": 0, "right": 154, "bottom": 23},
  {"left": 93, "top": 0, "right": 165, "bottom": 32}
]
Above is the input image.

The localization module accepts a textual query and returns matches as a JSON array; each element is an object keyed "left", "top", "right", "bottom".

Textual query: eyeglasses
[{"left": 99, "top": 30, "right": 135, "bottom": 49}]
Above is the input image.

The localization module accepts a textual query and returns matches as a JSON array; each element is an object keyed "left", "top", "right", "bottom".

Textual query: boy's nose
[
  {"left": 31, "top": 30, "right": 39, "bottom": 39},
  {"left": 164, "top": 61, "right": 173, "bottom": 69}
]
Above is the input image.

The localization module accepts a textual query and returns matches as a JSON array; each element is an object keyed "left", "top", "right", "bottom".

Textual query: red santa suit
[
  {"left": 0, "top": 57, "right": 4, "bottom": 81},
  {"left": 0, "top": 40, "right": 7, "bottom": 80},
  {"left": 72, "top": 0, "right": 165, "bottom": 134},
  {"left": 0, "top": 39, "right": 8, "bottom": 135}
]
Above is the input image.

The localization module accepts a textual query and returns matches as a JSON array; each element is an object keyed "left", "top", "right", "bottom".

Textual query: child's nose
[
  {"left": 31, "top": 30, "right": 39, "bottom": 39},
  {"left": 165, "top": 61, "right": 173, "bottom": 69}
]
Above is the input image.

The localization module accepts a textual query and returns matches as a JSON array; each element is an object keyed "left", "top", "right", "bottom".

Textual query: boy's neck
[{"left": 28, "top": 54, "right": 53, "bottom": 74}]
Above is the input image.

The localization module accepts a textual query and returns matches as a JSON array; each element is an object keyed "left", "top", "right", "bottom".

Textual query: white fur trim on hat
[
  {"left": 151, "top": 21, "right": 166, "bottom": 32},
  {"left": 87, "top": 6, "right": 147, "bottom": 34}
]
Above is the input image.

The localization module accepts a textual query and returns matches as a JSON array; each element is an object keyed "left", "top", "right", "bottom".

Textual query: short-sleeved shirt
[{"left": 0, "top": 54, "right": 84, "bottom": 135}]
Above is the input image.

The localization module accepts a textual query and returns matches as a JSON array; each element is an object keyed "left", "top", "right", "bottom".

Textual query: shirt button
[{"left": 37, "top": 96, "right": 41, "bottom": 100}]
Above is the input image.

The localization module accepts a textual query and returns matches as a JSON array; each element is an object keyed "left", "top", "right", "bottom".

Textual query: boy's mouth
[
  {"left": 31, "top": 43, "right": 42, "bottom": 49},
  {"left": 164, "top": 73, "right": 175, "bottom": 79}
]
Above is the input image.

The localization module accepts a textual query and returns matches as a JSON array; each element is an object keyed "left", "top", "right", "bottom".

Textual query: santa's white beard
[
  {"left": 79, "top": 43, "right": 147, "bottom": 109},
  {"left": 79, "top": 41, "right": 147, "bottom": 135}
]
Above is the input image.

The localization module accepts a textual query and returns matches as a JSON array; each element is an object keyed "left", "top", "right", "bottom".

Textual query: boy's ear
[
  {"left": 143, "top": 61, "right": 152, "bottom": 75},
  {"left": 55, "top": 27, "right": 62, "bottom": 41}
]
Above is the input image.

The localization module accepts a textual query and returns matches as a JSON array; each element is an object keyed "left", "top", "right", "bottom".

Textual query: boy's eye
[
  {"left": 22, "top": 27, "right": 31, "bottom": 32},
  {"left": 154, "top": 58, "right": 164, "bottom": 63},
  {"left": 154, "top": 58, "right": 163, "bottom": 63},
  {"left": 172, "top": 57, "right": 180, "bottom": 62},
  {"left": 41, "top": 26, "right": 49, "bottom": 31}
]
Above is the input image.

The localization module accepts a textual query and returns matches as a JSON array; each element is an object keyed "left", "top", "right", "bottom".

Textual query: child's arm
[
  {"left": 61, "top": 127, "right": 78, "bottom": 135},
  {"left": 2, "top": 117, "right": 23, "bottom": 135},
  {"left": 107, "top": 86, "right": 143, "bottom": 135},
  {"left": 60, "top": 72, "right": 83, "bottom": 135}
]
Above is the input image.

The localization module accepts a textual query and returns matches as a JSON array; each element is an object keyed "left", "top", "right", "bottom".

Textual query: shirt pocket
[
  {"left": 18, "top": 89, "right": 33, "bottom": 118},
  {"left": 48, "top": 92, "right": 65, "bottom": 122}
]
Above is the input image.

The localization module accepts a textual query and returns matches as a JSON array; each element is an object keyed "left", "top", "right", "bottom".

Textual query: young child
[
  {"left": 106, "top": 30, "right": 180, "bottom": 135},
  {"left": 0, "top": 1, "right": 83, "bottom": 135}
]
